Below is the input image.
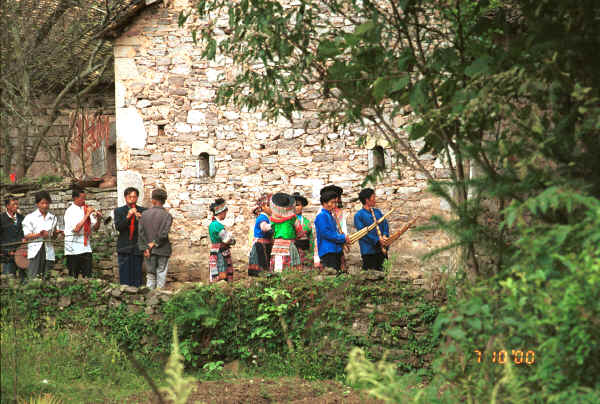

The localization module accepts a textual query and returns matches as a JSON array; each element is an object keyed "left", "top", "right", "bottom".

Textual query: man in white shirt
[
  {"left": 22, "top": 191, "right": 62, "bottom": 280},
  {"left": 64, "top": 187, "right": 101, "bottom": 278}
]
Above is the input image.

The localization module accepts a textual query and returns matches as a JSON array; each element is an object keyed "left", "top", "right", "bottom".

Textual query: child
[
  {"left": 138, "top": 189, "right": 172, "bottom": 289},
  {"left": 209, "top": 198, "right": 236, "bottom": 282}
]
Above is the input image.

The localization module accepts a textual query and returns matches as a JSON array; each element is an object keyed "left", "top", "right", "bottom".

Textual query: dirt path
[{"left": 124, "top": 377, "right": 383, "bottom": 403}]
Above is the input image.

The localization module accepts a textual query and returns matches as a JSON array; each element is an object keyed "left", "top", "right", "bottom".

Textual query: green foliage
[
  {"left": 185, "top": 0, "right": 600, "bottom": 279},
  {"left": 1, "top": 273, "right": 440, "bottom": 385},
  {"left": 431, "top": 189, "right": 600, "bottom": 402},
  {"left": 0, "top": 281, "right": 160, "bottom": 363},
  {"left": 0, "top": 173, "right": 63, "bottom": 186},
  {"left": 19, "top": 394, "right": 64, "bottom": 404},
  {"left": 201, "top": 360, "right": 224, "bottom": 377},
  {"left": 347, "top": 347, "right": 534, "bottom": 403},
  {"left": 161, "top": 326, "right": 196, "bottom": 404},
  {"left": 156, "top": 273, "right": 439, "bottom": 379},
  {"left": 184, "top": 0, "right": 600, "bottom": 400},
  {"left": 0, "top": 311, "right": 161, "bottom": 404}
]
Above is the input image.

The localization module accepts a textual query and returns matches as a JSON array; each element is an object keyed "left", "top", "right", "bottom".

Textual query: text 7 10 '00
[{"left": 474, "top": 350, "right": 535, "bottom": 365}]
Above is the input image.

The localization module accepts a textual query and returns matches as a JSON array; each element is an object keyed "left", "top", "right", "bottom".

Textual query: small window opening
[
  {"left": 196, "top": 152, "right": 215, "bottom": 177},
  {"left": 158, "top": 124, "right": 165, "bottom": 136},
  {"left": 373, "top": 146, "right": 386, "bottom": 170}
]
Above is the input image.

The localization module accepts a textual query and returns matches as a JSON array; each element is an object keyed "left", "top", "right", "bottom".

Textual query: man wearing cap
[{"left": 269, "top": 193, "right": 301, "bottom": 272}]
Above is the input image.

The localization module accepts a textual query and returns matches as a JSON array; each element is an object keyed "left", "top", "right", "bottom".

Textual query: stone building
[{"left": 102, "top": 0, "right": 452, "bottom": 283}]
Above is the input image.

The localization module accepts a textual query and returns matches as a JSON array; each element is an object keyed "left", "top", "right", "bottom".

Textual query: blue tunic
[
  {"left": 253, "top": 213, "right": 271, "bottom": 238},
  {"left": 353, "top": 208, "right": 390, "bottom": 255},
  {"left": 314, "top": 209, "right": 346, "bottom": 257}
]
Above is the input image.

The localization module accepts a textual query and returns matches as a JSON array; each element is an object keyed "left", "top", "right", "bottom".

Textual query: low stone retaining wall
[{"left": 0, "top": 270, "right": 440, "bottom": 370}]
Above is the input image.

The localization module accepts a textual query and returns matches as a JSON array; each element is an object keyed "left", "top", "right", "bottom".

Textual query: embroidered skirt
[
  {"left": 248, "top": 238, "right": 273, "bottom": 277},
  {"left": 270, "top": 239, "right": 301, "bottom": 272},
  {"left": 209, "top": 243, "right": 233, "bottom": 282}
]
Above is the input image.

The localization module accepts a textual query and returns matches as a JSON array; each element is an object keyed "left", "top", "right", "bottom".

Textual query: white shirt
[
  {"left": 64, "top": 203, "right": 97, "bottom": 255},
  {"left": 22, "top": 209, "right": 57, "bottom": 260}
]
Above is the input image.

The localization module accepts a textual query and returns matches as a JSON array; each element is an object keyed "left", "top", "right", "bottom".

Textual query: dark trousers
[
  {"left": 362, "top": 251, "right": 387, "bottom": 271},
  {"left": 66, "top": 252, "right": 93, "bottom": 278},
  {"left": 2, "top": 261, "right": 17, "bottom": 275},
  {"left": 27, "top": 243, "right": 54, "bottom": 280},
  {"left": 320, "top": 252, "right": 342, "bottom": 271},
  {"left": 3, "top": 261, "right": 26, "bottom": 282},
  {"left": 118, "top": 253, "right": 143, "bottom": 287}
]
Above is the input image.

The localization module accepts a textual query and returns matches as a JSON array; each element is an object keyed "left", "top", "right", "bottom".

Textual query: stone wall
[
  {"left": 11, "top": 182, "right": 119, "bottom": 280},
  {"left": 112, "top": 1, "right": 454, "bottom": 282},
  {"left": 0, "top": 270, "right": 438, "bottom": 368},
  {"left": 4, "top": 94, "right": 116, "bottom": 180}
]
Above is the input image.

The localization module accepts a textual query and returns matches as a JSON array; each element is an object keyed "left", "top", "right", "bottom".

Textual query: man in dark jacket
[
  {"left": 113, "top": 187, "right": 146, "bottom": 286},
  {"left": 1, "top": 196, "right": 25, "bottom": 278},
  {"left": 138, "top": 188, "right": 172, "bottom": 290}
]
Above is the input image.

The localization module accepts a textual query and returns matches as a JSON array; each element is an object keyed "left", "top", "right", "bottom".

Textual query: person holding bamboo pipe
[{"left": 353, "top": 188, "right": 390, "bottom": 271}]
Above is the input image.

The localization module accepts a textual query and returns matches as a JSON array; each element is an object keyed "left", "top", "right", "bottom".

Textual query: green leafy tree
[
  {"left": 185, "top": 0, "right": 600, "bottom": 400},
  {"left": 185, "top": 0, "right": 599, "bottom": 277}
]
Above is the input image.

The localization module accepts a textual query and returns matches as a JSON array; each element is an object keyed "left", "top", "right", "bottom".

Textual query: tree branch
[
  {"left": 373, "top": 109, "right": 435, "bottom": 181},
  {"left": 34, "top": 0, "right": 72, "bottom": 48}
]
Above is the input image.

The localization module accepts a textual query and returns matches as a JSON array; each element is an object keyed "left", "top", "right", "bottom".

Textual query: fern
[{"left": 161, "top": 326, "right": 196, "bottom": 404}]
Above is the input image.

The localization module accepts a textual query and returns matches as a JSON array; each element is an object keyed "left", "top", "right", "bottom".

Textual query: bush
[
  {"left": 428, "top": 188, "right": 600, "bottom": 403},
  {"left": 156, "top": 273, "right": 440, "bottom": 379}
]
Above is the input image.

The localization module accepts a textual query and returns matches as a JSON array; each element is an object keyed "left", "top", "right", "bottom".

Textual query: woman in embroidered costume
[
  {"left": 292, "top": 192, "right": 315, "bottom": 270},
  {"left": 269, "top": 193, "right": 301, "bottom": 272},
  {"left": 208, "top": 198, "right": 235, "bottom": 282},
  {"left": 248, "top": 193, "right": 273, "bottom": 277}
]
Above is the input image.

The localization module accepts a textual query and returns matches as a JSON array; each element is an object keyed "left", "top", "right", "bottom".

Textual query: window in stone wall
[
  {"left": 371, "top": 146, "right": 386, "bottom": 170},
  {"left": 196, "top": 152, "right": 215, "bottom": 177},
  {"left": 367, "top": 145, "right": 396, "bottom": 176}
]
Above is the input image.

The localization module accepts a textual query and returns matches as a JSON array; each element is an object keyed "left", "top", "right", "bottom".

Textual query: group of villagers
[{"left": 207, "top": 185, "right": 397, "bottom": 282}]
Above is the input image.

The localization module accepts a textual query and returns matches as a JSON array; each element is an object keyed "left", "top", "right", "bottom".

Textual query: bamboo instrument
[
  {"left": 385, "top": 217, "right": 418, "bottom": 246},
  {"left": 348, "top": 208, "right": 395, "bottom": 244}
]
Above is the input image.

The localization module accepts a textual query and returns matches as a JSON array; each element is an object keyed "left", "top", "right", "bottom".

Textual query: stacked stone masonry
[
  {"left": 14, "top": 183, "right": 118, "bottom": 280},
  {"left": 0, "top": 273, "right": 436, "bottom": 367},
  {"left": 113, "top": 1, "right": 453, "bottom": 283}
]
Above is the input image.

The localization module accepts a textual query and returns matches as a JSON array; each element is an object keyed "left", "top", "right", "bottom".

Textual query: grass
[{"left": 0, "top": 317, "right": 164, "bottom": 404}]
